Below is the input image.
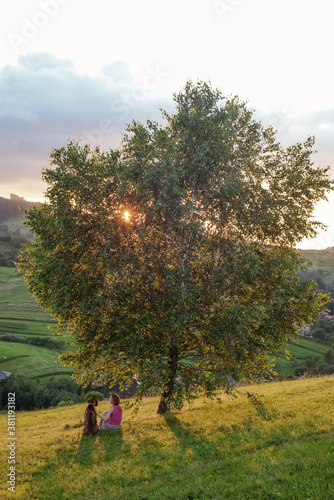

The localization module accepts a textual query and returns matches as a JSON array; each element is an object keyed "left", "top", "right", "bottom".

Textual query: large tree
[{"left": 19, "top": 81, "right": 333, "bottom": 413}]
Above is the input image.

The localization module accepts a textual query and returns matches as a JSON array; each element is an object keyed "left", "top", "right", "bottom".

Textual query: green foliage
[
  {"left": 297, "top": 260, "right": 334, "bottom": 314},
  {"left": 84, "top": 390, "right": 104, "bottom": 401},
  {"left": 0, "top": 375, "right": 84, "bottom": 410},
  {"left": 57, "top": 400, "right": 75, "bottom": 407},
  {"left": 19, "top": 80, "right": 333, "bottom": 414},
  {"left": 312, "top": 327, "right": 326, "bottom": 340},
  {"left": 311, "top": 317, "right": 334, "bottom": 344},
  {"left": 0, "top": 333, "right": 66, "bottom": 350},
  {"left": 324, "top": 349, "right": 334, "bottom": 363},
  {"left": 0, "top": 375, "right": 35, "bottom": 411}
]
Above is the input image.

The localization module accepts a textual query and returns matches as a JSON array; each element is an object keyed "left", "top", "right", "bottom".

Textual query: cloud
[
  {"left": 0, "top": 52, "right": 333, "bottom": 201},
  {"left": 0, "top": 52, "right": 171, "bottom": 198},
  {"left": 254, "top": 108, "right": 334, "bottom": 175}
]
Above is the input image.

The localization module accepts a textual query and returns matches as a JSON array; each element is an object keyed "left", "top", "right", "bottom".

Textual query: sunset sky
[{"left": 1, "top": 0, "right": 334, "bottom": 248}]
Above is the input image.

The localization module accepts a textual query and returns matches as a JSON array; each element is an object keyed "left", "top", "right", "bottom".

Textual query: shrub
[
  {"left": 84, "top": 390, "right": 105, "bottom": 401},
  {"left": 58, "top": 400, "right": 75, "bottom": 407},
  {"left": 324, "top": 350, "right": 334, "bottom": 364},
  {"left": 312, "top": 328, "right": 325, "bottom": 340},
  {"left": 317, "top": 363, "right": 334, "bottom": 375},
  {"left": 294, "top": 366, "right": 309, "bottom": 377},
  {"left": 0, "top": 375, "right": 35, "bottom": 410}
]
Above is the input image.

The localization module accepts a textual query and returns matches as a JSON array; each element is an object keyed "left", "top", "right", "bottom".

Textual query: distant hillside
[
  {"left": 0, "top": 195, "right": 41, "bottom": 267},
  {"left": 0, "top": 194, "right": 41, "bottom": 220},
  {"left": 298, "top": 248, "right": 334, "bottom": 314}
]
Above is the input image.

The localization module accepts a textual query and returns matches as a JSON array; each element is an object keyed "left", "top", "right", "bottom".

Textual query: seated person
[{"left": 96, "top": 393, "right": 122, "bottom": 430}]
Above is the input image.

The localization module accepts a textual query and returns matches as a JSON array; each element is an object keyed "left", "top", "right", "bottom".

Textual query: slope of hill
[
  {"left": 0, "top": 376, "right": 333, "bottom": 499},
  {"left": 0, "top": 195, "right": 40, "bottom": 267},
  {"left": 298, "top": 248, "right": 334, "bottom": 315},
  {"left": 0, "top": 267, "right": 71, "bottom": 382},
  {"left": 0, "top": 194, "right": 39, "bottom": 221}
]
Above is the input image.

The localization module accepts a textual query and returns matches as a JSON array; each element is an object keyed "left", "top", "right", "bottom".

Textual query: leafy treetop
[{"left": 19, "top": 81, "right": 333, "bottom": 413}]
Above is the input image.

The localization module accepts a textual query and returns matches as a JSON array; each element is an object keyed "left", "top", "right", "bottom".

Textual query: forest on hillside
[
  {"left": 0, "top": 194, "right": 40, "bottom": 220},
  {"left": 0, "top": 195, "right": 39, "bottom": 267}
]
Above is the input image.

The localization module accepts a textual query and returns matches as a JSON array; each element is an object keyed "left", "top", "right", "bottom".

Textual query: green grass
[
  {"left": 0, "top": 266, "right": 54, "bottom": 322},
  {"left": 0, "top": 341, "right": 71, "bottom": 379},
  {"left": 271, "top": 337, "right": 331, "bottom": 376},
  {"left": 36, "top": 373, "right": 73, "bottom": 384},
  {"left": 298, "top": 248, "right": 334, "bottom": 286},
  {"left": 299, "top": 248, "right": 334, "bottom": 267},
  {"left": 0, "top": 376, "right": 333, "bottom": 499},
  {"left": 0, "top": 266, "right": 63, "bottom": 357},
  {"left": 0, "top": 215, "right": 32, "bottom": 236},
  {"left": 0, "top": 318, "right": 54, "bottom": 337},
  {"left": 287, "top": 337, "right": 328, "bottom": 357}
]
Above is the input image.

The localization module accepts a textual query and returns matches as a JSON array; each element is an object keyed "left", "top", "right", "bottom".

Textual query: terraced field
[
  {"left": 0, "top": 340, "right": 66, "bottom": 379},
  {"left": 274, "top": 337, "right": 331, "bottom": 376},
  {"left": 0, "top": 266, "right": 71, "bottom": 381}
]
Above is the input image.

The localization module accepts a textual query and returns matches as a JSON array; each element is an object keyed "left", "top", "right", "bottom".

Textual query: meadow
[
  {"left": 0, "top": 376, "right": 333, "bottom": 499},
  {"left": 0, "top": 266, "right": 71, "bottom": 381},
  {"left": 0, "top": 341, "right": 69, "bottom": 380},
  {"left": 300, "top": 248, "right": 334, "bottom": 285},
  {"left": 0, "top": 266, "right": 54, "bottom": 324},
  {"left": 272, "top": 337, "right": 330, "bottom": 376}
]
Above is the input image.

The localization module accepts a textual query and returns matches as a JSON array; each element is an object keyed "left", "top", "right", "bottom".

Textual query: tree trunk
[{"left": 157, "top": 340, "right": 178, "bottom": 414}]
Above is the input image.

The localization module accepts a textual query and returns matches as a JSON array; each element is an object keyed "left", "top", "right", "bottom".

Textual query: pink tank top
[{"left": 108, "top": 405, "right": 122, "bottom": 426}]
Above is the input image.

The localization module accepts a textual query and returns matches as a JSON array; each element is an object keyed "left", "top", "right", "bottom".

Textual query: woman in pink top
[{"left": 96, "top": 394, "right": 122, "bottom": 430}]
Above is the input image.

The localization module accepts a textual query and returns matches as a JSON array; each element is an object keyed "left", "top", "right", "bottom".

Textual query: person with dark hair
[{"left": 95, "top": 394, "right": 122, "bottom": 430}]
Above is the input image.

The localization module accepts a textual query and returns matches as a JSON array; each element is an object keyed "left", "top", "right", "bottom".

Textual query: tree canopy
[{"left": 19, "top": 81, "right": 333, "bottom": 413}]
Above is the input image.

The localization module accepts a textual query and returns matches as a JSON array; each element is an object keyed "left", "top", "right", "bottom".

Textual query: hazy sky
[{"left": 1, "top": 0, "right": 334, "bottom": 248}]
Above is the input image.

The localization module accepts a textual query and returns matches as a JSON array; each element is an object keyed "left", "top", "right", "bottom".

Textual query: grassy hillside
[
  {"left": 0, "top": 376, "right": 333, "bottom": 499},
  {"left": 0, "top": 214, "right": 35, "bottom": 267},
  {"left": 0, "top": 267, "right": 54, "bottom": 323},
  {"left": 299, "top": 248, "right": 334, "bottom": 279},
  {"left": 0, "top": 341, "right": 70, "bottom": 380},
  {"left": 0, "top": 267, "right": 71, "bottom": 381},
  {"left": 272, "top": 337, "right": 331, "bottom": 376}
]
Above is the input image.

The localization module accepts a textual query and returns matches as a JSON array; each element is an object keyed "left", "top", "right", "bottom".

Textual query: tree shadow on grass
[
  {"left": 163, "top": 412, "right": 221, "bottom": 461},
  {"left": 97, "top": 428, "right": 125, "bottom": 462},
  {"left": 28, "top": 428, "right": 126, "bottom": 499},
  {"left": 161, "top": 413, "right": 260, "bottom": 499},
  {"left": 75, "top": 427, "right": 125, "bottom": 465},
  {"left": 75, "top": 432, "right": 99, "bottom": 465},
  {"left": 33, "top": 428, "right": 124, "bottom": 476}
]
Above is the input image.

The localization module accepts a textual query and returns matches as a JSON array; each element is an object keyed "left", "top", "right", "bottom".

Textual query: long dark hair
[{"left": 111, "top": 394, "right": 120, "bottom": 405}]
